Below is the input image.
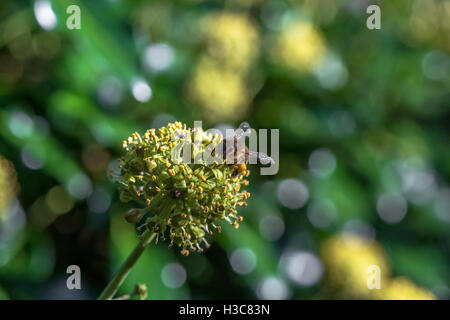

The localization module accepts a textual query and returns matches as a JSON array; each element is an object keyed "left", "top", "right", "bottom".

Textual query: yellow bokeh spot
[
  {"left": 273, "top": 21, "right": 326, "bottom": 73},
  {"left": 0, "top": 156, "right": 19, "bottom": 219},
  {"left": 45, "top": 186, "right": 75, "bottom": 215},
  {"left": 376, "top": 277, "right": 436, "bottom": 300}
]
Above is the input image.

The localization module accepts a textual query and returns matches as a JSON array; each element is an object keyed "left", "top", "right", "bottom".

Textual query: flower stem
[{"left": 98, "top": 230, "right": 156, "bottom": 300}]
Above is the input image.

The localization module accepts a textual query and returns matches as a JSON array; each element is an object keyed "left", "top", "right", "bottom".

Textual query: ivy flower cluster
[{"left": 113, "top": 122, "right": 251, "bottom": 256}]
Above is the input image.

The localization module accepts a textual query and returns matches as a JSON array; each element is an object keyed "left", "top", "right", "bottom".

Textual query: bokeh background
[{"left": 0, "top": 0, "right": 449, "bottom": 300}]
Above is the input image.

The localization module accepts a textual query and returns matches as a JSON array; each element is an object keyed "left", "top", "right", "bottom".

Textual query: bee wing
[
  {"left": 248, "top": 150, "right": 274, "bottom": 165},
  {"left": 233, "top": 122, "right": 252, "bottom": 140},
  {"left": 223, "top": 139, "right": 235, "bottom": 156},
  {"left": 236, "top": 148, "right": 247, "bottom": 164},
  {"left": 174, "top": 130, "right": 186, "bottom": 139}
]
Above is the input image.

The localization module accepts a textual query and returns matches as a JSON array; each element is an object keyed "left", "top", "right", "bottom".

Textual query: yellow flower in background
[
  {"left": 186, "top": 11, "right": 259, "bottom": 123},
  {"left": 0, "top": 156, "right": 19, "bottom": 219},
  {"left": 321, "top": 233, "right": 436, "bottom": 300},
  {"left": 405, "top": 0, "right": 450, "bottom": 51},
  {"left": 187, "top": 56, "right": 249, "bottom": 122},
  {"left": 376, "top": 277, "right": 436, "bottom": 300},
  {"left": 202, "top": 12, "right": 259, "bottom": 73},
  {"left": 320, "top": 233, "right": 390, "bottom": 298},
  {"left": 273, "top": 21, "right": 326, "bottom": 73}
]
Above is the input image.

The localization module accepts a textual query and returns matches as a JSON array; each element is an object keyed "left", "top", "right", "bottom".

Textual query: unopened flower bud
[{"left": 124, "top": 208, "right": 145, "bottom": 224}]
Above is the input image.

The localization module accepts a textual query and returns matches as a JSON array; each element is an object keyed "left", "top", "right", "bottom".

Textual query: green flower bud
[
  {"left": 124, "top": 208, "right": 145, "bottom": 224},
  {"left": 133, "top": 284, "right": 148, "bottom": 300},
  {"left": 145, "top": 158, "right": 157, "bottom": 172},
  {"left": 120, "top": 190, "right": 133, "bottom": 203}
]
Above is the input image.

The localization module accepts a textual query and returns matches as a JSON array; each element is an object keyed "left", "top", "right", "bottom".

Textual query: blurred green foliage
[{"left": 0, "top": 0, "right": 449, "bottom": 299}]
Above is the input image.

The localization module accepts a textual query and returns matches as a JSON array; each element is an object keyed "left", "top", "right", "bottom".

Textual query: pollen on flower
[{"left": 115, "top": 122, "right": 252, "bottom": 255}]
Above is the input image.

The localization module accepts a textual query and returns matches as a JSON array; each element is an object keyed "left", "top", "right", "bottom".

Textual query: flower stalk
[{"left": 98, "top": 230, "right": 156, "bottom": 300}]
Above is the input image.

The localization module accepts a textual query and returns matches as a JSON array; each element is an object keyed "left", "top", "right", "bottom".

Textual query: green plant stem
[{"left": 98, "top": 230, "right": 156, "bottom": 300}]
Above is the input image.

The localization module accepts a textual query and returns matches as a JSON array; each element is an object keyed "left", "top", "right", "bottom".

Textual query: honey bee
[{"left": 222, "top": 122, "right": 274, "bottom": 177}]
